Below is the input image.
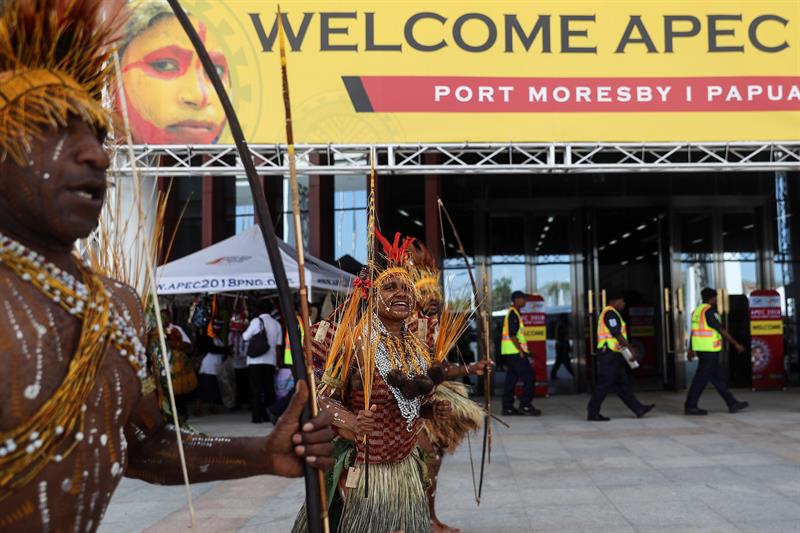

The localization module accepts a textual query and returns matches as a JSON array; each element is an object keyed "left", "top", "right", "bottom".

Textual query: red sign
[
  {"left": 749, "top": 290, "right": 785, "bottom": 390},
  {"left": 628, "top": 306, "right": 657, "bottom": 378},
  {"left": 348, "top": 76, "right": 800, "bottom": 113},
  {"left": 519, "top": 294, "right": 548, "bottom": 398}
]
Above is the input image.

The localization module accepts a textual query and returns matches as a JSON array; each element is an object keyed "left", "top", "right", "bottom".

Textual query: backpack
[{"left": 246, "top": 316, "right": 271, "bottom": 357}]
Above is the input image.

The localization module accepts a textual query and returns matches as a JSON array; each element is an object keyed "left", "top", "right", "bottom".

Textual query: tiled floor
[{"left": 100, "top": 388, "right": 800, "bottom": 532}]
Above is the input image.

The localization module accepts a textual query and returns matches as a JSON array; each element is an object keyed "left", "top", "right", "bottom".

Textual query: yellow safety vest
[
  {"left": 283, "top": 316, "right": 304, "bottom": 366},
  {"left": 690, "top": 304, "right": 722, "bottom": 352},
  {"left": 597, "top": 306, "right": 627, "bottom": 352},
  {"left": 501, "top": 307, "right": 528, "bottom": 355}
]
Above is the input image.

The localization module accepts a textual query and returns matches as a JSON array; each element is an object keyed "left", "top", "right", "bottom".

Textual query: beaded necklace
[
  {"left": 0, "top": 233, "right": 147, "bottom": 501},
  {"left": 371, "top": 318, "right": 431, "bottom": 430}
]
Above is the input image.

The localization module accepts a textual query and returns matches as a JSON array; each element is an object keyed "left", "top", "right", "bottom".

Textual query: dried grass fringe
[
  {"left": 424, "top": 381, "right": 483, "bottom": 454},
  {"left": 292, "top": 450, "right": 430, "bottom": 533}
]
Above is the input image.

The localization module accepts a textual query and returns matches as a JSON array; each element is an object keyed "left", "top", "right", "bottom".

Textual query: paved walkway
[{"left": 100, "top": 389, "right": 800, "bottom": 533}]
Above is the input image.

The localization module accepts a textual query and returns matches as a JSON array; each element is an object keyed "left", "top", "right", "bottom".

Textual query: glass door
[
  {"left": 590, "top": 208, "right": 671, "bottom": 391},
  {"left": 720, "top": 212, "right": 760, "bottom": 387},
  {"left": 672, "top": 209, "right": 762, "bottom": 389}
]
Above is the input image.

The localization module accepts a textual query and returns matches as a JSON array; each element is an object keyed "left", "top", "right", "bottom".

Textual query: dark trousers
[
  {"left": 248, "top": 364, "right": 276, "bottom": 422},
  {"left": 685, "top": 351, "right": 738, "bottom": 408},
  {"left": 551, "top": 344, "right": 574, "bottom": 378},
  {"left": 587, "top": 350, "right": 644, "bottom": 416},
  {"left": 234, "top": 368, "right": 250, "bottom": 408},
  {"left": 502, "top": 354, "right": 534, "bottom": 410}
]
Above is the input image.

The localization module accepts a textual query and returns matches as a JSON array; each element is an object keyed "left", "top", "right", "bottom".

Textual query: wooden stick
[{"left": 276, "top": 8, "right": 329, "bottom": 531}]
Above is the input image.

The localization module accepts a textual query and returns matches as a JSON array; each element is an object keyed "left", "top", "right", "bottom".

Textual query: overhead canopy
[{"left": 156, "top": 225, "right": 353, "bottom": 295}]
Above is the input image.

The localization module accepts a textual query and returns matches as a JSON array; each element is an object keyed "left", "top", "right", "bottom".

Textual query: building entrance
[{"left": 383, "top": 172, "right": 795, "bottom": 394}]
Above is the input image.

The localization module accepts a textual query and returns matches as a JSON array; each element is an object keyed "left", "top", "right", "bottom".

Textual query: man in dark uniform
[
  {"left": 684, "top": 288, "right": 749, "bottom": 415},
  {"left": 587, "top": 289, "right": 655, "bottom": 421},
  {"left": 501, "top": 291, "right": 541, "bottom": 416}
]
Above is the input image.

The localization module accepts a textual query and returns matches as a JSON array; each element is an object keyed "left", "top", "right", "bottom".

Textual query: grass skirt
[
  {"left": 424, "top": 381, "right": 484, "bottom": 454},
  {"left": 292, "top": 449, "right": 430, "bottom": 533}
]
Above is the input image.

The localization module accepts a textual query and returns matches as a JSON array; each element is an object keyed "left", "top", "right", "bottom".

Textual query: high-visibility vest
[
  {"left": 283, "top": 316, "right": 304, "bottom": 365},
  {"left": 501, "top": 307, "right": 528, "bottom": 355},
  {"left": 690, "top": 304, "right": 722, "bottom": 352},
  {"left": 597, "top": 306, "right": 627, "bottom": 352}
]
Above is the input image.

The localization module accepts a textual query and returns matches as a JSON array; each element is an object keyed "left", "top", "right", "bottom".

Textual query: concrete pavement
[{"left": 100, "top": 388, "right": 800, "bottom": 533}]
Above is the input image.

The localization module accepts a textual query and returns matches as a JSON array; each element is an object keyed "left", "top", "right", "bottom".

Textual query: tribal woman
[
  {"left": 408, "top": 241, "right": 491, "bottom": 533},
  {"left": 293, "top": 233, "right": 460, "bottom": 533}
]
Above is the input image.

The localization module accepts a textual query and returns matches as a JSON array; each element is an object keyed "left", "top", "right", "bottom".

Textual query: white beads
[
  {"left": 75, "top": 432, "right": 84, "bottom": 442},
  {"left": 54, "top": 426, "right": 64, "bottom": 435}
]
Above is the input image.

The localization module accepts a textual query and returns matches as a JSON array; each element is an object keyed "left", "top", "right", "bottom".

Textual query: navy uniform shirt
[
  {"left": 705, "top": 306, "right": 723, "bottom": 331},
  {"left": 604, "top": 310, "right": 623, "bottom": 337},
  {"left": 508, "top": 310, "right": 520, "bottom": 337}
]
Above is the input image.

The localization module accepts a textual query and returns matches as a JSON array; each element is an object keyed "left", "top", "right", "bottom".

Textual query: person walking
[
  {"left": 243, "top": 301, "right": 282, "bottom": 423},
  {"left": 550, "top": 318, "right": 575, "bottom": 380},
  {"left": 587, "top": 289, "right": 655, "bottom": 421},
  {"left": 684, "top": 288, "right": 749, "bottom": 415},
  {"left": 501, "top": 291, "right": 541, "bottom": 416}
]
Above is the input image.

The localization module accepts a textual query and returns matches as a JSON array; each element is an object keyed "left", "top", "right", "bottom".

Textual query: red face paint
[{"left": 123, "top": 45, "right": 193, "bottom": 80}]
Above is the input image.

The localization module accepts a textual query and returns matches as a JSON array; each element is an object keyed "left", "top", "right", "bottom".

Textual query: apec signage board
[{"left": 121, "top": 1, "right": 800, "bottom": 144}]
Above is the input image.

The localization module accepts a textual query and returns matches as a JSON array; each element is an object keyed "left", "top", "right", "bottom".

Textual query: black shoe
[
  {"left": 502, "top": 407, "right": 523, "bottom": 416},
  {"left": 636, "top": 404, "right": 655, "bottom": 418},
  {"left": 684, "top": 407, "right": 708, "bottom": 416},
  {"left": 587, "top": 414, "right": 611, "bottom": 421},
  {"left": 521, "top": 406, "right": 542, "bottom": 417},
  {"left": 728, "top": 401, "right": 749, "bottom": 413}
]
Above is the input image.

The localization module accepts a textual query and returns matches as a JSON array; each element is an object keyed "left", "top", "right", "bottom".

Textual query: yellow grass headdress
[
  {"left": 408, "top": 240, "right": 442, "bottom": 303},
  {"left": 0, "top": 0, "right": 126, "bottom": 165}
]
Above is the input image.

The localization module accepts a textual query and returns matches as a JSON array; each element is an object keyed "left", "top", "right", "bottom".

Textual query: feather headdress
[
  {"left": 408, "top": 240, "right": 443, "bottom": 303},
  {"left": 0, "top": 0, "right": 126, "bottom": 165}
]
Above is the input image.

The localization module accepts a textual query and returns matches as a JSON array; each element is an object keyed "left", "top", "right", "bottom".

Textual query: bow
[
  {"left": 437, "top": 198, "right": 492, "bottom": 504},
  {"left": 165, "top": 3, "right": 325, "bottom": 532}
]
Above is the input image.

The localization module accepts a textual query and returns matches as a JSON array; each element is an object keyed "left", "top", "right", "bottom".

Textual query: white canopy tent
[{"left": 156, "top": 225, "right": 353, "bottom": 295}]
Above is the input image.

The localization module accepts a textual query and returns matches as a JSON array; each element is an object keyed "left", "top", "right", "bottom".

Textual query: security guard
[
  {"left": 282, "top": 313, "right": 304, "bottom": 367},
  {"left": 587, "top": 288, "right": 655, "bottom": 421},
  {"left": 501, "top": 291, "right": 541, "bottom": 416},
  {"left": 684, "top": 287, "right": 749, "bottom": 415}
]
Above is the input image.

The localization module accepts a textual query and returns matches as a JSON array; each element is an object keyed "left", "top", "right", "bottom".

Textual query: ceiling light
[
  {"left": 397, "top": 209, "right": 410, "bottom": 217},
  {"left": 609, "top": 239, "right": 618, "bottom": 245},
  {"left": 547, "top": 216, "right": 554, "bottom": 223},
  {"left": 621, "top": 260, "right": 629, "bottom": 265},
  {"left": 599, "top": 245, "right": 606, "bottom": 251},
  {"left": 412, "top": 219, "right": 423, "bottom": 226},
  {"left": 692, "top": 238, "right": 703, "bottom": 244},
  {"left": 622, "top": 232, "right": 631, "bottom": 239},
  {"left": 543, "top": 226, "right": 550, "bottom": 232},
  {"left": 635, "top": 255, "right": 644, "bottom": 260},
  {"left": 636, "top": 224, "right": 646, "bottom": 231},
  {"left": 743, "top": 224, "right": 754, "bottom": 230},
  {"left": 652, "top": 251, "right": 658, "bottom": 256}
]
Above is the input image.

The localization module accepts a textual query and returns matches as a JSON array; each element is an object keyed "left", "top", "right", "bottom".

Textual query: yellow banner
[
  {"left": 121, "top": 1, "right": 800, "bottom": 144},
  {"left": 525, "top": 326, "right": 547, "bottom": 342},
  {"left": 750, "top": 320, "right": 784, "bottom": 335}
]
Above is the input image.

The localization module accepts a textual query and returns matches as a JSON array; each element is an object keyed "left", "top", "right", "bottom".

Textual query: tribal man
[{"left": 0, "top": 1, "right": 334, "bottom": 531}]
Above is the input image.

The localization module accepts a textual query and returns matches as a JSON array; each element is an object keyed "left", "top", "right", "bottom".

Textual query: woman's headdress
[{"left": 0, "top": 0, "right": 126, "bottom": 165}]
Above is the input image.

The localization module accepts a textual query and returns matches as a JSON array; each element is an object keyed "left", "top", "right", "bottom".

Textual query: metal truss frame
[{"left": 111, "top": 142, "right": 800, "bottom": 177}]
